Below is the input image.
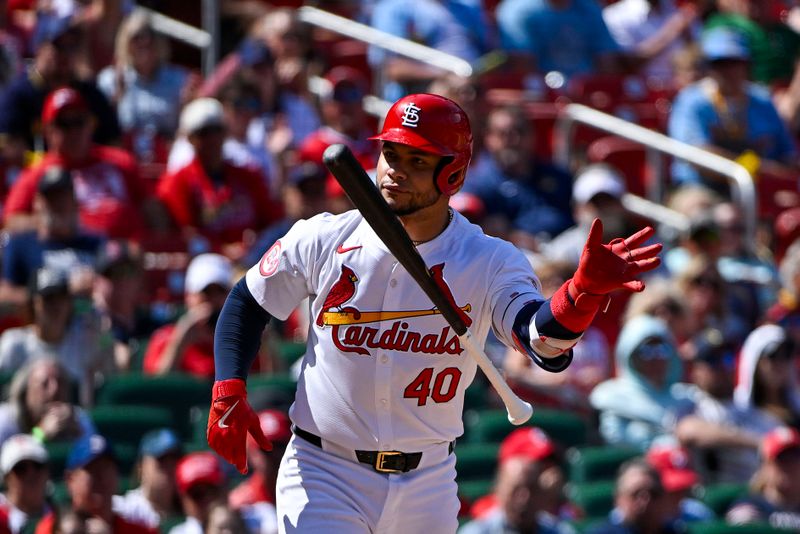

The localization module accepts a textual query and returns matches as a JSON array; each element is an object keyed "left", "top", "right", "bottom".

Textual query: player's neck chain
[{"left": 412, "top": 208, "right": 454, "bottom": 246}]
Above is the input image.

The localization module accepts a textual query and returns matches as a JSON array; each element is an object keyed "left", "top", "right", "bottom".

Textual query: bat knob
[
  {"left": 507, "top": 401, "right": 534, "bottom": 425},
  {"left": 322, "top": 143, "right": 350, "bottom": 169}
]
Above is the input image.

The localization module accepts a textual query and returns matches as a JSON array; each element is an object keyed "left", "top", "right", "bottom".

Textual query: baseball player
[{"left": 207, "top": 94, "right": 661, "bottom": 533}]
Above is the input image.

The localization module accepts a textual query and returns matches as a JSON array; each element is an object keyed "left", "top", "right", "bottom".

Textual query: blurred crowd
[{"left": 0, "top": 0, "right": 795, "bottom": 532}]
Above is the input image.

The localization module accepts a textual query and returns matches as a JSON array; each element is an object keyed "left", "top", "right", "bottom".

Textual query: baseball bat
[{"left": 322, "top": 143, "right": 533, "bottom": 425}]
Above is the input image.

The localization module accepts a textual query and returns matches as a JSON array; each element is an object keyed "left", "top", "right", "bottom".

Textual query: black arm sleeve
[
  {"left": 214, "top": 276, "right": 272, "bottom": 381},
  {"left": 511, "top": 300, "right": 573, "bottom": 373}
]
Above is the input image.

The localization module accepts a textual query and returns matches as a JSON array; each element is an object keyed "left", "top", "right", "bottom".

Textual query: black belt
[{"left": 292, "top": 425, "right": 454, "bottom": 474}]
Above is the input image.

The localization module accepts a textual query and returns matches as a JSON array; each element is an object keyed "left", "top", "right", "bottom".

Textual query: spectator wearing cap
[
  {"left": 586, "top": 460, "right": 668, "bottom": 534},
  {"left": 35, "top": 434, "right": 157, "bottom": 534},
  {"left": 674, "top": 327, "right": 780, "bottom": 484},
  {"left": 0, "top": 15, "right": 119, "bottom": 157},
  {"left": 113, "top": 429, "right": 183, "bottom": 530},
  {"left": 97, "top": 10, "right": 192, "bottom": 147},
  {"left": 590, "top": 315, "right": 691, "bottom": 451},
  {"left": 229, "top": 410, "right": 291, "bottom": 510},
  {"left": 91, "top": 240, "right": 157, "bottom": 372},
  {"left": 645, "top": 444, "right": 714, "bottom": 529},
  {"left": 0, "top": 268, "right": 112, "bottom": 394},
  {"left": 4, "top": 87, "right": 149, "bottom": 241},
  {"left": 725, "top": 427, "right": 800, "bottom": 529},
  {"left": 157, "top": 98, "right": 281, "bottom": 260},
  {"left": 459, "top": 427, "right": 573, "bottom": 534},
  {"left": 734, "top": 324, "right": 800, "bottom": 429},
  {"left": 170, "top": 452, "right": 226, "bottom": 534},
  {"left": 0, "top": 358, "right": 95, "bottom": 448},
  {"left": 0, "top": 434, "right": 50, "bottom": 534},
  {"left": 461, "top": 105, "right": 574, "bottom": 251},
  {"left": 0, "top": 165, "right": 103, "bottom": 315},
  {"left": 368, "top": 0, "right": 491, "bottom": 102},
  {"left": 668, "top": 27, "right": 797, "bottom": 188},
  {"left": 143, "top": 253, "right": 261, "bottom": 378}
]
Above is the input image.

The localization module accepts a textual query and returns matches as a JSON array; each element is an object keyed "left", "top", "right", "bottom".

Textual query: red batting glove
[
  {"left": 551, "top": 219, "right": 662, "bottom": 332},
  {"left": 207, "top": 379, "right": 272, "bottom": 474}
]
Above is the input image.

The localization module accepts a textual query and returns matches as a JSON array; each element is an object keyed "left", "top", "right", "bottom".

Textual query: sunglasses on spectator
[
  {"left": 186, "top": 483, "right": 219, "bottom": 501},
  {"left": 698, "top": 351, "right": 736, "bottom": 369},
  {"left": 623, "top": 484, "right": 664, "bottom": 500},
  {"left": 690, "top": 276, "right": 721, "bottom": 290},
  {"left": 11, "top": 460, "right": 46, "bottom": 476},
  {"left": 634, "top": 341, "right": 672, "bottom": 361},
  {"left": 233, "top": 98, "right": 261, "bottom": 113},
  {"left": 54, "top": 116, "right": 89, "bottom": 130},
  {"left": 195, "top": 125, "right": 225, "bottom": 137}
]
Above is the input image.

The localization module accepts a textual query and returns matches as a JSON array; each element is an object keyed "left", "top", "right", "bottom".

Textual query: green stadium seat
[
  {"left": 90, "top": 405, "right": 173, "bottom": 449},
  {"left": 95, "top": 373, "right": 211, "bottom": 439},
  {"left": 464, "top": 408, "right": 588, "bottom": 448},
  {"left": 455, "top": 442, "right": 499, "bottom": 482},
  {"left": 277, "top": 341, "right": 306, "bottom": 368},
  {"left": 458, "top": 479, "right": 494, "bottom": 503},
  {"left": 567, "top": 480, "right": 616, "bottom": 519},
  {"left": 44, "top": 442, "right": 73, "bottom": 480},
  {"left": 697, "top": 483, "right": 749, "bottom": 517},
  {"left": 567, "top": 446, "right": 640, "bottom": 483},
  {"left": 463, "top": 378, "right": 489, "bottom": 413},
  {"left": 247, "top": 373, "right": 297, "bottom": 395},
  {"left": 686, "top": 521, "right": 795, "bottom": 534}
]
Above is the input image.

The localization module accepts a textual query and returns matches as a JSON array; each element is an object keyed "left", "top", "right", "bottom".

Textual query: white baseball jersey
[{"left": 246, "top": 209, "right": 543, "bottom": 452}]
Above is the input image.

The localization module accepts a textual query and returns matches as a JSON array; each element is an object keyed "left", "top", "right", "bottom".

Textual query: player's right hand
[{"left": 207, "top": 378, "right": 272, "bottom": 474}]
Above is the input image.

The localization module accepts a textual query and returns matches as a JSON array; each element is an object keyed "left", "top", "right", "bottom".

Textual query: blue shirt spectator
[
  {"left": 496, "top": 0, "right": 621, "bottom": 78},
  {"left": 668, "top": 28, "right": 797, "bottom": 185},
  {"left": 368, "top": 0, "right": 491, "bottom": 101}
]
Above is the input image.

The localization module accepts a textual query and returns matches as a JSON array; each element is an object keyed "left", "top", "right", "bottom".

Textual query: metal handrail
[
  {"left": 553, "top": 103, "right": 757, "bottom": 243},
  {"left": 137, "top": 7, "right": 212, "bottom": 49},
  {"left": 297, "top": 6, "right": 473, "bottom": 77}
]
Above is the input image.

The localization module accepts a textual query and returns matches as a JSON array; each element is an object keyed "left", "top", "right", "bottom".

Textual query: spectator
[
  {"left": 725, "top": 427, "right": 800, "bottom": 529},
  {"left": 143, "top": 253, "right": 241, "bottom": 378},
  {"left": 157, "top": 98, "right": 280, "bottom": 260},
  {"left": 468, "top": 427, "right": 568, "bottom": 522},
  {"left": 668, "top": 27, "right": 797, "bottom": 188},
  {"left": 97, "top": 9, "right": 191, "bottom": 146},
  {"left": 229, "top": 410, "right": 291, "bottom": 509},
  {"left": 0, "top": 166, "right": 102, "bottom": 313},
  {"left": 458, "top": 438, "right": 573, "bottom": 533},
  {"left": 113, "top": 429, "right": 183, "bottom": 530},
  {"left": 0, "top": 358, "right": 95, "bottom": 448},
  {"left": 603, "top": 0, "right": 701, "bottom": 83},
  {"left": 368, "top": 0, "right": 491, "bottom": 101},
  {"left": 34, "top": 434, "right": 156, "bottom": 534},
  {"left": 3, "top": 87, "right": 148, "bottom": 240},
  {"left": 675, "top": 327, "right": 780, "bottom": 483},
  {"left": 206, "top": 502, "right": 254, "bottom": 534},
  {"left": 645, "top": 443, "right": 715, "bottom": 528},
  {"left": 622, "top": 278, "right": 690, "bottom": 347},
  {"left": 462, "top": 105, "right": 574, "bottom": 250},
  {"left": 170, "top": 452, "right": 226, "bottom": 534},
  {"left": 0, "top": 268, "right": 113, "bottom": 395},
  {"left": 0, "top": 434, "right": 50, "bottom": 534},
  {"left": 0, "top": 15, "right": 119, "bottom": 158},
  {"left": 538, "top": 164, "right": 632, "bottom": 267},
  {"left": 586, "top": 460, "right": 668, "bottom": 534},
  {"left": 496, "top": 0, "right": 624, "bottom": 80},
  {"left": 734, "top": 323, "right": 800, "bottom": 428},
  {"left": 590, "top": 315, "right": 689, "bottom": 450},
  {"left": 298, "top": 66, "right": 377, "bottom": 193},
  {"left": 767, "top": 240, "right": 800, "bottom": 347}
]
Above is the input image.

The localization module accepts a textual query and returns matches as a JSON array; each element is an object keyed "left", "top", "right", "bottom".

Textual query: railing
[
  {"left": 296, "top": 6, "right": 473, "bottom": 77},
  {"left": 553, "top": 104, "right": 757, "bottom": 243},
  {"left": 136, "top": 6, "right": 215, "bottom": 76}
]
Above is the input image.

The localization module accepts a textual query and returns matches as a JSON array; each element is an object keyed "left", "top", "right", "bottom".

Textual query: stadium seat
[
  {"left": 567, "top": 445, "right": 640, "bottom": 484},
  {"left": 458, "top": 478, "right": 495, "bottom": 504},
  {"left": 95, "top": 373, "right": 211, "bottom": 440},
  {"left": 697, "top": 483, "right": 749, "bottom": 517},
  {"left": 755, "top": 166, "right": 800, "bottom": 220},
  {"left": 455, "top": 442, "right": 500, "bottom": 482},
  {"left": 277, "top": 341, "right": 306, "bottom": 368},
  {"left": 44, "top": 442, "right": 73, "bottom": 480},
  {"left": 90, "top": 404, "right": 174, "bottom": 449},
  {"left": 586, "top": 136, "right": 652, "bottom": 197},
  {"left": 464, "top": 408, "right": 588, "bottom": 448},
  {"left": 567, "top": 480, "right": 616, "bottom": 519},
  {"left": 686, "top": 521, "right": 794, "bottom": 534}
]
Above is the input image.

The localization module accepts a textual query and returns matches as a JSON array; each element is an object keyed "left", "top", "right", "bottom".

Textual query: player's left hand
[
  {"left": 571, "top": 218, "right": 662, "bottom": 297},
  {"left": 207, "top": 379, "right": 272, "bottom": 474}
]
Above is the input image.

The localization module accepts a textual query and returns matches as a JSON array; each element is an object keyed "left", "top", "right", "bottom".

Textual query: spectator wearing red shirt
[
  {"left": 229, "top": 410, "right": 292, "bottom": 509},
  {"left": 3, "top": 87, "right": 147, "bottom": 240},
  {"left": 143, "top": 253, "right": 260, "bottom": 379},
  {"left": 35, "top": 434, "right": 157, "bottom": 534},
  {"left": 157, "top": 98, "right": 280, "bottom": 260}
]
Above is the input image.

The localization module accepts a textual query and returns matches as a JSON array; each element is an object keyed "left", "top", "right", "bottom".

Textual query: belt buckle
[{"left": 374, "top": 451, "right": 404, "bottom": 474}]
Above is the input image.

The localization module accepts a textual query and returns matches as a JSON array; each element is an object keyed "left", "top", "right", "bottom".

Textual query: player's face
[{"left": 376, "top": 142, "right": 444, "bottom": 217}]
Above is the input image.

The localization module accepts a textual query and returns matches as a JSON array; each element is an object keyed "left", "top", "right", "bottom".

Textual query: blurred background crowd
[{"left": 0, "top": 0, "right": 796, "bottom": 532}]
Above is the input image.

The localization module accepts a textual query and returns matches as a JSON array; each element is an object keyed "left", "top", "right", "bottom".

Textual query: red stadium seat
[
  {"left": 755, "top": 165, "right": 800, "bottom": 220},
  {"left": 587, "top": 136, "right": 651, "bottom": 197}
]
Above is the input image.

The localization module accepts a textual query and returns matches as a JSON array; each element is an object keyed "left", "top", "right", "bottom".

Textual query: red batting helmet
[{"left": 370, "top": 93, "right": 472, "bottom": 196}]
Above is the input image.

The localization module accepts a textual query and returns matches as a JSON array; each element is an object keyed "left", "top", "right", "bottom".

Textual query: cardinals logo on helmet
[{"left": 401, "top": 102, "right": 421, "bottom": 128}]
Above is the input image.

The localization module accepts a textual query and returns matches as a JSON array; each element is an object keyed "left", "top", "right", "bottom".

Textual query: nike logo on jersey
[
  {"left": 336, "top": 244, "right": 362, "bottom": 254},
  {"left": 218, "top": 400, "right": 239, "bottom": 429}
]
